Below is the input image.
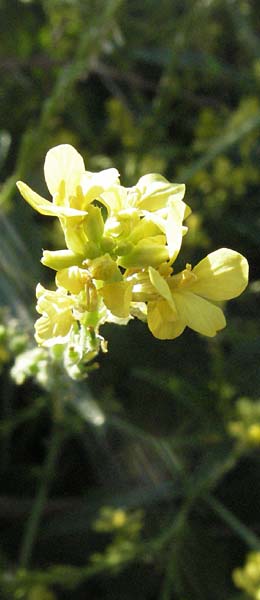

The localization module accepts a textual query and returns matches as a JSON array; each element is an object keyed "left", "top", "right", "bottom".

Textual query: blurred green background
[{"left": 0, "top": 0, "right": 260, "bottom": 598}]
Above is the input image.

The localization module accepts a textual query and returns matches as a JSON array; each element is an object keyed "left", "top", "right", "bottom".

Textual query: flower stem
[{"left": 19, "top": 424, "right": 63, "bottom": 569}]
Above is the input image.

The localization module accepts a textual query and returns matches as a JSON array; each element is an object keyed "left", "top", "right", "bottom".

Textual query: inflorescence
[{"left": 17, "top": 144, "right": 248, "bottom": 378}]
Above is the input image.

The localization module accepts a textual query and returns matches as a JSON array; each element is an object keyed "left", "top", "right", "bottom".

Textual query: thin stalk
[
  {"left": 206, "top": 494, "right": 260, "bottom": 551},
  {"left": 19, "top": 425, "right": 63, "bottom": 569}
]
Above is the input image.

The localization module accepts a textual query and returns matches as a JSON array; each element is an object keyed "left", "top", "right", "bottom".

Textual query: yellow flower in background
[
  {"left": 233, "top": 552, "right": 260, "bottom": 599},
  {"left": 146, "top": 248, "right": 248, "bottom": 339},
  {"left": 228, "top": 398, "right": 260, "bottom": 447}
]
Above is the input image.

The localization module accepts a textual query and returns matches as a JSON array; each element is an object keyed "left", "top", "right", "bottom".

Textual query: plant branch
[{"left": 18, "top": 425, "right": 63, "bottom": 569}]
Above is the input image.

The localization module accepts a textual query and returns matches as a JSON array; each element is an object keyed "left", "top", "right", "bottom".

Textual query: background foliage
[{"left": 0, "top": 0, "right": 260, "bottom": 598}]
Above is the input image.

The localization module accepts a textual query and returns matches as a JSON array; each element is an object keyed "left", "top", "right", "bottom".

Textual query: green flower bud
[
  {"left": 118, "top": 237, "right": 169, "bottom": 269},
  {"left": 116, "top": 241, "right": 134, "bottom": 256},
  {"left": 100, "top": 236, "right": 116, "bottom": 253},
  {"left": 87, "top": 254, "right": 122, "bottom": 282},
  {"left": 41, "top": 249, "right": 84, "bottom": 271},
  {"left": 83, "top": 204, "right": 104, "bottom": 243}
]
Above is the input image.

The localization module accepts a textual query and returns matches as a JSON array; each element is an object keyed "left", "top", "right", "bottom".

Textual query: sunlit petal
[
  {"left": 148, "top": 266, "right": 177, "bottom": 314},
  {"left": 56, "top": 267, "right": 90, "bottom": 294},
  {"left": 100, "top": 185, "right": 127, "bottom": 213},
  {"left": 173, "top": 290, "right": 226, "bottom": 337},
  {"left": 17, "top": 181, "right": 87, "bottom": 217},
  {"left": 190, "top": 248, "right": 249, "bottom": 300},
  {"left": 101, "top": 281, "right": 133, "bottom": 318},
  {"left": 166, "top": 198, "right": 190, "bottom": 263},
  {"left": 35, "top": 283, "right": 75, "bottom": 346},
  {"left": 44, "top": 144, "right": 85, "bottom": 197},
  {"left": 147, "top": 299, "right": 185, "bottom": 339},
  {"left": 136, "top": 173, "right": 186, "bottom": 211},
  {"left": 82, "top": 168, "right": 120, "bottom": 206}
]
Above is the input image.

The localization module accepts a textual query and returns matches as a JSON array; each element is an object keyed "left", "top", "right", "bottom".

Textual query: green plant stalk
[
  {"left": 206, "top": 494, "right": 260, "bottom": 551},
  {"left": 0, "top": 375, "right": 15, "bottom": 474},
  {"left": 18, "top": 424, "right": 63, "bottom": 569}
]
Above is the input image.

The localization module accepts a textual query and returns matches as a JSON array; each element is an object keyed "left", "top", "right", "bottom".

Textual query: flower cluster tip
[{"left": 16, "top": 144, "right": 248, "bottom": 378}]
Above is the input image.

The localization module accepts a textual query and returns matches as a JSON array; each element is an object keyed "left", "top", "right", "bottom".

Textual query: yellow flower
[
  {"left": 35, "top": 284, "right": 76, "bottom": 346},
  {"left": 16, "top": 144, "right": 249, "bottom": 353},
  {"left": 101, "top": 174, "right": 190, "bottom": 268},
  {"left": 233, "top": 552, "right": 260, "bottom": 599},
  {"left": 17, "top": 151, "right": 189, "bottom": 266},
  {"left": 146, "top": 248, "right": 249, "bottom": 339},
  {"left": 101, "top": 173, "right": 186, "bottom": 213},
  {"left": 55, "top": 266, "right": 93, "bottom": 295},
  {"left": 17, "top": 144, "right": 119, "bottom": 214},
  {"left": 55, "top": 266, "right": 98, "bottom": 312},
  {"left": 17, "top": 144, "right": 119, "bottom": 254},
  {"left": 17, "top": 145, "right": 87, "bottom": 217}
]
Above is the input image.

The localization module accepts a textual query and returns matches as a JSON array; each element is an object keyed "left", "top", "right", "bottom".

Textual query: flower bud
[{"left": 83, "top": 204, "right": 104, "bottom": 243}]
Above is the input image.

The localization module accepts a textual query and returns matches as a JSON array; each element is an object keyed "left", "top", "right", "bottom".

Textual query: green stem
[
  {"left": 19, "top": 425, "right": 63, "bottom": 569},
  {"left": 206, "top": 494, "right": 260, "bottom": 551}
]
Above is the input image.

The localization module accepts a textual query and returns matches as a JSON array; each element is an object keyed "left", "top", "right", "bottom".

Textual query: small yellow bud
[
  {"left": 41, "top": 249, "right": 84, "bottom": 271},
  {"left": 247, "top": 424, "right": 260, "bottom": 445},
  {"left": 87, "top": 254, "right": 122, "bottom": 282},
  {"left": 28, "top": 585, "right": 56, "bottom": 600},
  {"left": 112, "top": 509, "right": 127, "bottom": 528}
]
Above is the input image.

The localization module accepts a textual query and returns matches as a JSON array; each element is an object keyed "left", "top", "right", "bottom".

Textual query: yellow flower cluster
[
  {"left": 91, "top": 506, "right": 143, "bottom": 569},
  {"left": 233, "top": 552, "right": 260, "bottom": 599},
  {"left": 17, "top": 144, "right": 248, "bottom": 374},
  {"left": 228, "top": 398, "right": 260, "bottom": 447}
]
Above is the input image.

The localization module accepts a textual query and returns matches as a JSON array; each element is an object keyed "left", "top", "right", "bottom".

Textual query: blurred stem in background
[{"left": 18, "top": 421, "right": 64, "bottom": 570}]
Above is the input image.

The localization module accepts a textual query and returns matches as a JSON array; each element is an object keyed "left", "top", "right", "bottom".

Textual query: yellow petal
[
  {"left": 190, "top": 248, "right": 249, "bottom": 300},
  {"left": 35, "top": 313, "right": 73, "bottom": 347},
  {"left": 35, "top": 284, "right": 75, "bottom": 346},
  {"left": 148, "top": 267, "right": 177, "bottom": 314},
  {"left": 16, "top": 181, "right": 87, "bottom": 217},
  {"left": 35, "top": 283, "right": 46, "bottom": 299},
  {"left": 44, "top": 144, "right": 85, "bottom": 197},
  {"left": 166, "top": 198, "right": 190, "bottom": 263},
  {"left": 128, "top": 218, "right": 161, "bottom": 243},
  {"left": 100, "top": 185, "right": 126, "bottom": 213},
  {"left": 56, "top": 267, "right": 90, "bottom": 294},
  {"left": 61, "top": 217, "right": 90, "bottom": 255},
  {"left": 147, "top": 299, "right": 185, "bottom": 340},
  {"left": 100, "top": 281, "right": 132, "bottom": 318},
  {"left": 173, "top": 290, "right": 226, "bottom": 337},
  {"left": 81, "top": 168, "right": 120, "bottom": 205},
  {"left": 136, "top": 174, "right": 186, "bottom": 211}
]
